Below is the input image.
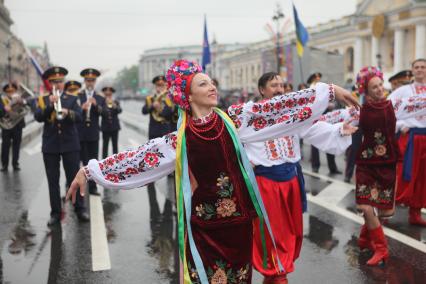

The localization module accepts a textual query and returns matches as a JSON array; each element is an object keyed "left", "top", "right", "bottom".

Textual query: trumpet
[
  {"left": 106, "top": 98, "right": 114, "bottom": 108},
  {"left": 52, "top": 86, "right": 64, "bottom": 120}
]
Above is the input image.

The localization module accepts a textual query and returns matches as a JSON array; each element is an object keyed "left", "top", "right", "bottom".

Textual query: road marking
[
  {"left": 24, "top": 141, "right": 41, "bottom": 156},
  {"left": 307, "top": 193, "right": 426, "bottom": 253},
  {"left": 316, "top": 182, "right": 354, "bottom": 204},
  {"left": 90, "top": 195, "right": 111, "bottom": 271}
]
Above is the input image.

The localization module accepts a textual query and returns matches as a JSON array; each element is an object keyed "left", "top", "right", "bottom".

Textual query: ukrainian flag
[{"left": 293, "top": 3, "right": 309, "bottom": 57}]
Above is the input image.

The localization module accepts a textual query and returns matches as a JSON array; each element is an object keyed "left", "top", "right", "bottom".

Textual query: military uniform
[
  {"left": 34, "top": 66, "right": 88, "bottom": 226},
  {"left": 77, "top": 68, "right": 105, "bottom": 195},
  {"left": 142, "top": 91, "right": 174, "bottom": 139},
  {"left": 64, "top": 80, "right": 82, "bottom": 96},
  {"left": 142, "top": 75, "right": 174, "bottom": 220},
  {"left": 101, "top": 87, "right": 122, "bottom": 158},
  {"left": 1, "top": 83, "right": 26, "bottom": 171}
]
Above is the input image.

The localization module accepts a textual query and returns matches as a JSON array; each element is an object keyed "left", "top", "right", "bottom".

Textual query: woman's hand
[
  {"left": 341, "top": 120, "right": 358, "bottom": 136},
  {"left": 334, "top": 85, "right": 360, "bottom": 110},
  {"left": 66, "top": 168, "right": 87, "bottom": 204}
]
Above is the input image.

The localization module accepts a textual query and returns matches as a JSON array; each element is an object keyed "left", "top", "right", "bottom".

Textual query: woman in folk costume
[
  {"left": 321, "top": 66, "right": 426, "bottom": 266},
  {"left": 66, "top": 60, "right": 358, "bottom": 283},
  {"left": 243, "top": 72, "right": 358, "bottom": 284}
]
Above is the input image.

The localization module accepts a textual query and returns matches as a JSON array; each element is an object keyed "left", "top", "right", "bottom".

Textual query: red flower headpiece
[
  {"left": 356, "top": 66, "right": 383, "bottom": 95},
  {"left": 166, "top": 59, "right": 202, "bottom": 110}
]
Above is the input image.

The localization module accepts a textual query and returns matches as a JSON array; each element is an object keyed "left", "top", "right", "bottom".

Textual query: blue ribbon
[
  {"left": 402, "top": 128, "right": 426, "bottom": 181},
  {"left": 254, "top": 162, "right": 307, "bottom": 212}
]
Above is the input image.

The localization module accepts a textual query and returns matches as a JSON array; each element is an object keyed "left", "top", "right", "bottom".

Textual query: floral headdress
[
  {"left": 356, "top": 66, "right": 383, "bottom": 95},
  {"left": 166, "top": 59, "right": 202, "bottom": 111}
]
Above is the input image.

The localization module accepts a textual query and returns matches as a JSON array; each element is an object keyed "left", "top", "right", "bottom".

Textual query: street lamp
[{"left": 272, "top": 3, "right": 284, "bottom": 74}]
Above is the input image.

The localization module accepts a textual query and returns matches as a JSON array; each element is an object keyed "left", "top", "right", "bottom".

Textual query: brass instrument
[
  {"left": 0, "top": 83, "right": 33, "bottom": 130},
  {"left": 106, "top": 98, "right": 114, "bottom": 109},
  {"left": 52, "top": 86, "right": 63, "bottom": 120},
  {"left": 147, "top": 91, "right": 169, "bottom": 123},
  {"left": 85, "top": 89, "right": 93, "bottom": 127}
]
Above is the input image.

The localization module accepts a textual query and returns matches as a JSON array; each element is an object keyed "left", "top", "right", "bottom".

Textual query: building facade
[{"left": 307, "top": 0, "right": 426, "bottom": 80}]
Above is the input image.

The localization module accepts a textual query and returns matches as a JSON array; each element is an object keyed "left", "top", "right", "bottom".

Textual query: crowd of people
[{"left": 1, "top": 57, "right": 425, "bottom": 284}]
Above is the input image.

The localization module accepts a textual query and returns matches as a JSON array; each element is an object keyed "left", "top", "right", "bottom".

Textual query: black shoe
[
  {"left": 47, "top": 216, "right": 61, "bottom": 226},
  {"left": 344, "top": 176, "right": 351, "bottom": 183},
  {"left": 312, "top": 168, "right": 319, "bottom": 173},
  {"left": 1, "top": 166, "right": 7, "bottom": 172},
  {"left": 13, "top": 166, "right": 21, "bottom": 171},
  {"left": 329, "top": 170, "right": 343, "bottom": 175},
  {"left": 76, "top": 211, "right": 90, "bottom": 222}
]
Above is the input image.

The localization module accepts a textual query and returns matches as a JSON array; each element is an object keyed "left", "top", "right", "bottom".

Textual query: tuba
[
  {"left": 147, "top": 91, "right": 169, "bottom": 123},
  {"left": 0, "top": 83, "right": 34, "bottom": 130}
]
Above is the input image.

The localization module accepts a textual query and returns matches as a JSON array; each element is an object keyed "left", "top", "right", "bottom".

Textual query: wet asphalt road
[{"left": 0, "top": 101, "right": 425, "bottom": 284}]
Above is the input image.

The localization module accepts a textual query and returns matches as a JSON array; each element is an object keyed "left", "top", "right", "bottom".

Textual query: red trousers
[
  {"left": 252, "top": 175, "right": 303, "bottom": 276},
  {"left": 396, "top": 133, "right": 426, "bottom": 208}
]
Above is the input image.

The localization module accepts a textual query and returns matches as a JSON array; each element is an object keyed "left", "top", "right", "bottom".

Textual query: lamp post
[{"left": 272, "top": 3, "right": 284, "bottom": 74}]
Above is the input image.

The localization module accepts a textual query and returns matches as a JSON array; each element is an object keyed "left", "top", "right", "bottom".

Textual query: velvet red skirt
[
  {"left": 396, "top": 134, "right": 426, "bottom": 208},
  {"left": 252, "top": 175, "right": 303, "bottom": 276},
  {"left": 355, "top": 164, "right": 396, "bottom": 209}
]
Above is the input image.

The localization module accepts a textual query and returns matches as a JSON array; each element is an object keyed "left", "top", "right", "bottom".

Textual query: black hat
[
  {"left": 102, "top": 86, "right": 116, "bottom": 93},
  {"left": 152, "top": 75, "right": 166, "bottom": 84},
  {"left": 307, "top": 72, "right": 322, "bottom": 85},
  {"left": 64, "top": 80, "right": 82, "bottom": 91},
  {"left": 388, "top": 70, "right": 413, "bottom": 83},
  {"left": 42, "top": 66, "right": 68, "bottom": 81},
  {"left": 80, "top": 68, "right": 101, "bottom": 79},
  {"left": 2, "top": 82, "right": 18, "bottom": 92}
]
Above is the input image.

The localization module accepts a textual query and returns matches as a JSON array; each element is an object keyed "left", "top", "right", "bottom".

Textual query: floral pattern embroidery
[
  {"left": 164, "top": 132, "right": 177, "bottom": 149},
  {"left": 227, "top": 87, "right": 320, "bottom": 131},
  {"left": 356, "top": 182, "right": 393, "bottom": 205},
  {"left": 97, "top": 137, "right": 170, "bottom": 183},
  {"left": 361, "top": 131, "right": 389, "bottom": 159},
  {"left": 195, "top": 173, "right": 241, "bottom": 220},
  {"left": 189, "top": 260, "right": 250, "bottom": 284}
]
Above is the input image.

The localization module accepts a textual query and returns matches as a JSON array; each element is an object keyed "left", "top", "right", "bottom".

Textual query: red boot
[
  {"left": 408, "top": 207, "right": 426, "bottom": 227},
  {"left": 358, "top": 225, "right": 375, "bottom": 251},
  {"left": 366, "top": 226, "right": 389, "bottom": 266}
]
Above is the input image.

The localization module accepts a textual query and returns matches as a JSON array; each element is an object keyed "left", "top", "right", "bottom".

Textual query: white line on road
[
  {"left": 23, "top": 141, "right": 41, "bottom": 156},
  {"left": 307, "top": 193, "right": 426, "bottom": 253},
  {"left": 90, "top": 195, "right": 111, "bottom": 271}
]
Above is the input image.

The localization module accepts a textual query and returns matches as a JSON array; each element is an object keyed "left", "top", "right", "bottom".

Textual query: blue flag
[
  {"left": 293, "top": 3, "right": 309, "bottom": 57},
  {"left": 201, "top": 15, "right": 211, "bottom": 71}
]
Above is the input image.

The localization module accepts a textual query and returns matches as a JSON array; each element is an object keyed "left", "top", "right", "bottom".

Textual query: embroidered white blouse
[
  {"left": 318, "top": 92, "right": 426, "bottom": 131},
  {"left": 84, "top": 83, "right": 336, "bottom": 189},
  {"left": 388, "top": 83, "right": 426, "bottom": 130}
]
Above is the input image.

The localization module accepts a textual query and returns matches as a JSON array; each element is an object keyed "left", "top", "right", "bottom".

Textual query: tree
[{"left": 115, "top": 65, "right": 138, "bottom": 93}]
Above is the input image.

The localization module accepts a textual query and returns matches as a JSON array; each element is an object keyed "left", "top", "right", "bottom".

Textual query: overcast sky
[{"left": 5, "top": 0, "right": 357, "bottom": 79}]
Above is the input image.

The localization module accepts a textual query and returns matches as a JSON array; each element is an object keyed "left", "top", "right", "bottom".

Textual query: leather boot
[
  {"left": 366, "top": 226, "right": 389, "bottom": 266},
  {"left": 408, "top": 207, "right": 426, "bottom": 227},
  {"left": 358, "top": 224, "right": 375, "bottom": 251}
]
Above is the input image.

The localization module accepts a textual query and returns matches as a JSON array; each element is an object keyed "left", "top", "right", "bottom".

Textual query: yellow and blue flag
[{"left": 293, "top": 3, "right": 309, "bottom": 57}]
